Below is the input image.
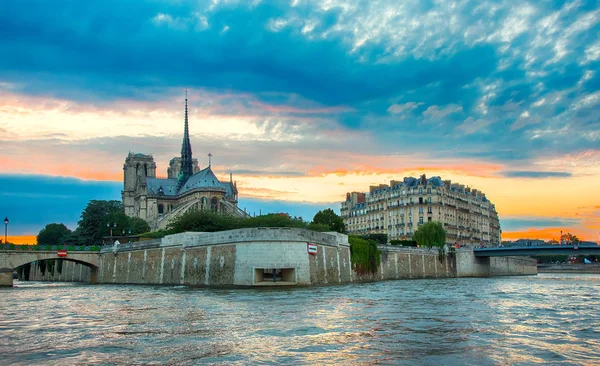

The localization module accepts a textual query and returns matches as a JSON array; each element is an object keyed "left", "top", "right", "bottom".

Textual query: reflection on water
[{"left": 1, "top": 274, "right": 599, "bottom": 365}]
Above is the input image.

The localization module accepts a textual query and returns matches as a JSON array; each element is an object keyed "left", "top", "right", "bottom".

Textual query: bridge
[
  {"left": 0, "top": 246, "right": 101, "bottom": 287},
  {"left": 474, "top": 244, "right": 600, "bottom": 257}
]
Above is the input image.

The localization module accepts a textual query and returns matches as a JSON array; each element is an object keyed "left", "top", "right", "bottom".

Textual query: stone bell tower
[{"left": 122, "top": 152, "right": 156, "bottom": 217}]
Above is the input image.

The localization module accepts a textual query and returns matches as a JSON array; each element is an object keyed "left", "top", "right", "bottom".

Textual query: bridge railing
[{"left": 1, "top": 244, "right": 101, "bottom": 252}]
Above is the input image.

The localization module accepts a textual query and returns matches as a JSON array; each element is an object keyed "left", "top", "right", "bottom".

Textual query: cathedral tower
[{"left": 122, "top": 153, "right": 156, "bottom": 217}]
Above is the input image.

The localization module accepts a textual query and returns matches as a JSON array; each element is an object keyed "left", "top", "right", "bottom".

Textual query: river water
[{"left": 1, "top": 274, "right": 599, "bottom": 365}]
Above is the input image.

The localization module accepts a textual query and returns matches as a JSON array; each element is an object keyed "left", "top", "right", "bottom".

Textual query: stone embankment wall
[
  {"left": 98, "top": 228, "right": 352, "bottom": 286},
  {"left": 28, "top": 261, "right": 92, "bottom": 282},
  {"left": 96, "top": 228, "right": 536, "bottom": 287},
  {"left": 489, "top": 256, "right": 538, "bottom": 276}
]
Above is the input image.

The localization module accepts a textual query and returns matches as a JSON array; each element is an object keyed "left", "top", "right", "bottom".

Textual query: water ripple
[{"left": 1, "top": 274, "right": 599, "bottom": 365}]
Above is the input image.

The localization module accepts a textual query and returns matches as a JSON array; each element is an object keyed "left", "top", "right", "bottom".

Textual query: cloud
[
  {"left": 422, "top": 104, "right": 463, "bottom": 119},
  {"left": 501, "top": 171, "right": 573, "bottom": 178},
  {"left": 387, "top": 102, "right": 423, "bottom": 114},
  {"left": 455, "top": 117, "right": 493, "bottom": 135}
]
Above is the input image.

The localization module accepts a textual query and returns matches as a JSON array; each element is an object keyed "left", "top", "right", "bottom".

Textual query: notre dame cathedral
[{"left": 122, "top": 94, "right": 247, "bottom": 230}]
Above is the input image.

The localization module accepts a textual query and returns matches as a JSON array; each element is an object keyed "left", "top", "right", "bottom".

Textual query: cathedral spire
[{"left": 179, "top": 89, "right": 194, "bottom": 188}]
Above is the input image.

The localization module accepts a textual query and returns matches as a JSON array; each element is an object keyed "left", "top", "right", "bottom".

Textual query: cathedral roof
[{"left": 147, "top": 166, "right": 235, "bottom": 198}]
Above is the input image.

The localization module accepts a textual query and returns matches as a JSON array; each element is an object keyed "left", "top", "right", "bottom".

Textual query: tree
[
  {"left": 76, "top": 200, "right": 130, "bottom": 245},
  {"left": 561, "top": 232, "right": 580, "bottom": 245},
  {"left": 129, "top": 217, "right": 151, "bottom": 235},
  {"left": 413, "top": 221, "right": 446, "bottom": 248},
  {"left": 312, "top": 209, "right": 345, "bottom": 233},
  {"left": 37, "top": 223, "right": 72, "bottom": 246}
]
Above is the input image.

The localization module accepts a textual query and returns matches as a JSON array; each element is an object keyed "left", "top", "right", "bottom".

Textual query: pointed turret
[{"left": 178, "top": 90, "right": 194, "bottom": 190}]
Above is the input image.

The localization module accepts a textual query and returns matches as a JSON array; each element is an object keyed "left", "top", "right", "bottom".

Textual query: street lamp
[
  {"left": 107, "top": 223, "right": 117, "bottom": 239},
  {"left": 3, "top": 217, "right": 8, "bottom": 245}
]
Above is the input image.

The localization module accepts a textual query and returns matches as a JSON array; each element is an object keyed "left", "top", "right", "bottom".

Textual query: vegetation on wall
[{"left": 348, "top": 235, "right": 381, "bottom": 275}]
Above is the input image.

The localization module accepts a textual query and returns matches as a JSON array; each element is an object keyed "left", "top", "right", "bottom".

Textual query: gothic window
[
  {"left": 158, "top": 204, "right": 164, "bottom": 214},
  {"left": 201, "top": 197, "right": 207, "bottom": 210},
  {"left": 144, "top": 164, "right": 148, "bottom": 176},
  {"left": 211, "top": 197, "right": 218, "bottom": 212}
]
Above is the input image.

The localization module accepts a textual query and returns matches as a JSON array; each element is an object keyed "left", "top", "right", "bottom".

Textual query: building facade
[
  {"left": 341, "top": 175, "right": 501, "bottom": 246},
  {"left": 122, "top": 95, "right": 247, "bottom": 231}
]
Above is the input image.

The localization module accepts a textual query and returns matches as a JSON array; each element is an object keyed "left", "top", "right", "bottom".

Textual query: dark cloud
[
  {"left": 0, "top": 174, "right": 122, "bottom": 235},
  {"left": 501, "top": 171, "right": 573, "bottom": 178},
  {"left": 0, "top": 0, "right": 598, "bottom": 165}
]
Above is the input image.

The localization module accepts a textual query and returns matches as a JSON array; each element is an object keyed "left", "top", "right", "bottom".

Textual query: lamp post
[
  {"left": 3, "top": 217, "right": 8, "bottom": 245},
  {"left": 560, "top": 230, "right": 563, "bottom": 245},
  {"left": 107, "top": 222, "right": 117, "bottom": 244}
]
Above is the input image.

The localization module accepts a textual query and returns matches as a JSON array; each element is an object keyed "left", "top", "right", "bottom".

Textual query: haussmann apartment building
[{"left": 340, "top": 175, "right": 501, "bottom": 247}]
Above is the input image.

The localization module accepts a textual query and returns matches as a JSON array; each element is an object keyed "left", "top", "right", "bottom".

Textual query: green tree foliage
[
  {"left": 561, "top": 233, "right": 581, "bottom": 245},
  {"left": 413, "top": 221, "right": 447, "bottom": 248},
  {"left": 167, "top": 211, "right": 308, "bottom": 233},
  {"left": 312, "top": 209, "right": 345, "bottom": 233},
  {"left": 76, "top": 200, "right": 129, "bottom": 245},
  {"left": 307, "top": 222, "right": 331, "bottom": 232},
  {"left": 37, "top": 223, "right": 72, "bottom": 246},
  {"left": 244, "top": 213, "right": 306, "bottom": 229},
  {"left": 129, "top": 217, "right": 151, "bottom": 235},
  {"left": 348, "top": 235, "right": 381, "bottom": 275},
  {"left": 357, "top": 233, "right": 388, "bottom": 245},
  {"left": 167, "top": 210, "right": 240, "bottom": 233},
  {"left": 390, "top": 239, "right": 418, "bottom": 247}
]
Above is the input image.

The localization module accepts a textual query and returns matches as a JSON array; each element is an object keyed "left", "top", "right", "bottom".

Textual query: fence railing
[{"left": 1, "top": 244, "right": 101, "bottom": 252}]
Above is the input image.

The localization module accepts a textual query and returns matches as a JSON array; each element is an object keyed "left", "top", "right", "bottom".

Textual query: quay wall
[{"left": 96, "top": 228, "right": 536, "bottom": 287}]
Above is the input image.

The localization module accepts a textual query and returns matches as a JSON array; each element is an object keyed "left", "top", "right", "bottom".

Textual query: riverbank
[{"left": 538, "top": 264, "right": 600, "bottom": 274}]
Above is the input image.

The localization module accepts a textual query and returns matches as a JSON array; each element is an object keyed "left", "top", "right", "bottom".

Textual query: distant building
[
  {"left": 340, "top": 175, "right": 501, "bottom": 246},
  {"left": 122, "top": 94, "right": 247, "bottom": 230}
]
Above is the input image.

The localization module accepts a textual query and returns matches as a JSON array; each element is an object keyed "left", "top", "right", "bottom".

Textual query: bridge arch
[{"left": 0, "top": 251, "right": 101, "bottom": 286}]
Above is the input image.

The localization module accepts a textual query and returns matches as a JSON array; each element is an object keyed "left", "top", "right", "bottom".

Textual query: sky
[{"left": 0, "top": 0, "right": 599, "bottom": 244}]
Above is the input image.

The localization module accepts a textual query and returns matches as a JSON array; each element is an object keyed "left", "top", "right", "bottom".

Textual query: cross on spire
[{"left": 208, "top": 153, "right": 212, "bottom": 167}]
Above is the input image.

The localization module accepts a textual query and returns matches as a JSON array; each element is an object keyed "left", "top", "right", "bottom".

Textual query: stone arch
[
  {"left": 0, "top": 252, "right": 100, "bottom": 286},
  {"left": 158, "top": 203, "right": 164, "bottom": 214}
]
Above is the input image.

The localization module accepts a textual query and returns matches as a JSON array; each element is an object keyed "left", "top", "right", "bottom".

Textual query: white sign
[{"left": 307, "top": 243, "right": 318, "bottom": 255}]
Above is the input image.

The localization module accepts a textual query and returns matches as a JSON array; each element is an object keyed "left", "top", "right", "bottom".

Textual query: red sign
[
  {"left": 307, "top": 243, "right": 318, "bottom": 255},
  {"left": 57, "top": 249, "right": 67, "bottom": 257}
]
